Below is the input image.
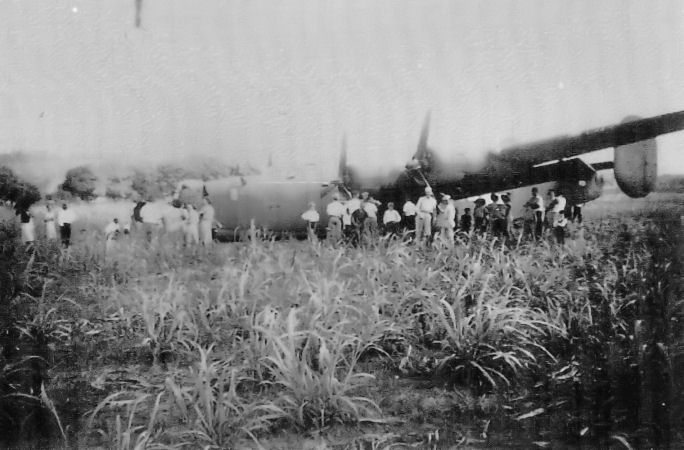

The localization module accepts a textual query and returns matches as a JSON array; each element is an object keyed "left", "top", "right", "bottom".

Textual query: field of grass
[{"left": 0, "top": 192, "right": 682, "bottom": 449}]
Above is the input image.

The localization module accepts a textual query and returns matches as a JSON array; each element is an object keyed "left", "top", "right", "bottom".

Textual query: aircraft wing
[{"left": 496, "top": 110, "right": 684, "bottom": 165}]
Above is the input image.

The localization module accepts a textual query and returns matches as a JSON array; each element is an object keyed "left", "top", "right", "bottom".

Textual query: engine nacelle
[{"left": 614, "top": 118, "right": 658, "bottom": 198}]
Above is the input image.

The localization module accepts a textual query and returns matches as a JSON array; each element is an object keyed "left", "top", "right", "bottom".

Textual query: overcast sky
[{"left": 2, "top": 0, "right": 684, "bottom": 178}]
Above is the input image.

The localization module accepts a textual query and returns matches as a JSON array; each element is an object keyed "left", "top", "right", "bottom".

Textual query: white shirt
[
  {"left": 416, "top": 195, "right": 437, "bottom": 214},
  {"left": 301, "top": 209, "right": 320, "bottom": 223},
  {"left": 403, "top": 201, "right": 417, "bottom": 216},
  {"left": 383, "top": 209, "right": 401, "bottom": 225},
  {"left": 56, "top": 208, "right": 76, "bottom": 226},
  {"left": 326, "top": 201, "right": 346, "bottom": 218},
  {"left": 199, "top": 204, "right": 215, "bottom": 223},
  {"left": 553, "top": 195, "right": 566, "bottom": 213},
  {"left": 534, "top": 194, "right": 544, "bottom": 212},
  {"left": 186, "top": 208, "right": 199, "bottom": 226},
  {"left": 363, "top": 202, "right": 378, "bottom": 219},
  {"left": 346, "top": 198, "right": 361, "bottom": 215}
]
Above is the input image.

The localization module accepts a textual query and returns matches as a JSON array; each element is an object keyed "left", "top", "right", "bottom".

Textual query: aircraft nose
[{"left": 405, "top": 159, "right": 421, "bottom": 170}]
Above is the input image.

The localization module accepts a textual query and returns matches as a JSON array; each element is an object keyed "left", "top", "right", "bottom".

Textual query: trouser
[
  {"left": 545, "top": 211, "right": 556, "bottom": 229},
  {"left": 474, "top": 217, "right": 484, "bottom": 233},
  {"left": 384, "top": 221, "right": 400, "bottom": 236},
  {"left": 534, "top": 212, "right": 543, "bottom": 238},
  {"left": 439, "top": 225, "right": 454, "bottom": 246},
  {"left": 554, "top": 226, "right": 565, "bottom": 245},
  {"left": 363, "top": 217, "right": 378, "bottom": 242},
  {"left": 306, "top": 222, "right": 318, "bottom": 241},
  {"left": 402, "top": 215, "right": 415, "bottom": 231},
  {"left": 492, "top": 219, "right": 507, "bottom": 238},
  {"left": 60, "top": 223, "right": 72, "bottom": 247},
  {"left": 572, "top": 206, "right": 582, "bottom": 223},
  {"left": 415, "top": 213, "right": 432, "bottom": 242}
]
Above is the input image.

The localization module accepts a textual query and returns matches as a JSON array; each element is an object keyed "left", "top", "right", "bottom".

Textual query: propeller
[
  {"left": 320, "top": 135, "right": 352, "bottom": 198},
  {"left": 405, "top": 112, "right": 434, "bottom": 189}
]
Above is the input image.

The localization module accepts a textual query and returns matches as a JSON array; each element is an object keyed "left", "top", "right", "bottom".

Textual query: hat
[
  {"left": 441, "top": 194, "right": 451, "bottom": 201},
  {"left": 424, "top": 187, "right": 433, "bottom": 194}
]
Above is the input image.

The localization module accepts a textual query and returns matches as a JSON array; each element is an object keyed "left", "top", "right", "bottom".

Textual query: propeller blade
[
  {"left": 415, "top": 111, "right": 431, "bottom": 160},
  {"left": 339, "top": 134, "right": 350, "bottom": 184}
]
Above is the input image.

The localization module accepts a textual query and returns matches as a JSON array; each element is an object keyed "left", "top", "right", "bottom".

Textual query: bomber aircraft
[{"left": 172, "top": 110, "right": 684, "bottom": 240}]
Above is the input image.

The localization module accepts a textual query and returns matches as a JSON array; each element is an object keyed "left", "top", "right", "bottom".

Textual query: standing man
[
  {"left": 402, "top": 199, "right": 417, "bottom": 234},
  {"left": 415, "top": 187, "right": 437, "bottom": 245},
  {"left": 18, "top": 208, "right": 35, "bottom": 246},
  {"left": 361, "top": 192, "right": 380, "bottom": 243},
  {"left": 545, "top": 190, "right": 558, "bottom": 232},
  {"left": 460, "top": 208, "right": 472, "bottom": 233},
  {"left": 44, "top": 203, "right": 57, "bottom": 240},
  {"left": 198, "top": 197, "right": 216, "bottom": 246},
  {"left": 342, "top": 192, "right": 359, "bottom": 242},
  {"left": 56, "top": 203, "right": 76, "bottom": 248},
  {"left": 382, "top": 202, "right": 402, "bottom": 237},
  {"left": 326, "top": 194, "right": 346, "bottom": 242},
  {"left": 525, "top": 187, "right": 544, "bottom": 239},
  {"left": 301, "top": 201, "right": 320, "bottom": 241},
  {"left": 435, "top": 194, "right": 456, "bottom": 247},
  {"left": 473, "top": 199, "right": 486, "bottom": 233},
  {"left": 182, "top": 203, "right": 200, "bottom": 247}
]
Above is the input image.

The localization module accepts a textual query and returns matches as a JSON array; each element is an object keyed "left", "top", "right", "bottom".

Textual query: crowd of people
[
  {"left": 16, "top": 202, "right": 78, "bottom": 248},
  {"left": 13, "top": 196, "right": 220, "bottom": 253},
  {"left": 304, "top": 186, "right": 583, "bottom": 247}
]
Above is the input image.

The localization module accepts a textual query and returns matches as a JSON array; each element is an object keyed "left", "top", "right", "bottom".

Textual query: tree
[
  {"left": 130, "top": 170, "right": 163, "bottom": 201},
  {"left": 0, "top": 166, "right": 40, "bottom": 210},
  {"left": 61, "top": 166, "right": 98, "bottom": 200}
]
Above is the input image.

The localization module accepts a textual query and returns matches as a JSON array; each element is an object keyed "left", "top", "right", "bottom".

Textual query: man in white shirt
[
  {"left": 435, "top": 194, "right": 456, "bottom": 246},
  {"left": 382, "top": 202, "right": 402, "bottom": 236},
  {"left": 301, "top": 201, "right": 320, "bottom": 241},
  {"left": 326, "top": 194, "right": 346, "bottom": 242},
  {"left": 402, "top": 200, "right": 417, "bottom": 232},
  {"left": 524, "top": 187, "right": 544, "bottom": 239},
  {"left": 56, "top": 203, "right": 77, "bottom": 248},
  {"left": 415, "top": 187, "right": 437, "bottom": 244},
  {"left": 361, "top": 192, "right": 381, "bottom": 241}
]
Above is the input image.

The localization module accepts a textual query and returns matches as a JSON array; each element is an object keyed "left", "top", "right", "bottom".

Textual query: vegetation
[
  {"left": 61, "top": 166, "right": 98, "bottom": 200},
  {"left": 0, "top": 193, "right": 681, "bottom": 448}
]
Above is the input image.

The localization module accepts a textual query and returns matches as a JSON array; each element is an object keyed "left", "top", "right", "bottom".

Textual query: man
[
  {"left": 545, "top": 190, "right": 558, "bottom": 231},
  {"left": 18, "top": 208, "right": 35, "bottom": 246},
  {"left": 435, "top": 194, "right": 456, "bottom": 246},
  {"left": 56, "top": 203, "right": 76, "bottom": 248},
  {"left": 402, "top": 199, "right": 417, "bottom": 232},
  {"left": 382, "top": 202, "right": 402, "bottom": 237},
  {"left": 104, "top": 218, "right": 120, "bottom": 254},
  {"left": 198, "top": 197, "right": 216, "bottom": 245},
  {"left": 484, "top": 193, "right": 500, "bottom": 234},
  {"left": 524, "top": 187, "right": 544, "bottom": 239},
  {"left": 361, "top": 192, "right": 380, "bottom": 242},
  {"left": 44, "top": 203, "right": 57, "bottom": 240},
  {"left": 342, "top": 192, "right": 360, "bottom": 241},
  {"left": 326, "top": 194, "right": 346, "bottom": 242},
  {"left": 182, "top": 203, "right": 200, "bottom": 247},
  {"left": 473, "top": 198, "right": 486, "bottom": 233},
  {"left": 301, "top": 201, "right": 320, "bottom": 241},
  {"left": 415, "top": 187, "right": 437, "bottom": 244},
  {"left": 460, "top": 208, "right": 472, "bottom": 233}
]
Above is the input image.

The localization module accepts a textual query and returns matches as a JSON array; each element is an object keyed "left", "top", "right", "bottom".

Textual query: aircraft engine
[{"left": 613, "top": 137, "right": 657, "bottom": 198}]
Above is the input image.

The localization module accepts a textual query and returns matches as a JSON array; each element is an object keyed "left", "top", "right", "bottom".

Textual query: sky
[{"left": 1, "top": 0, "right": 684, "bottom": 181}]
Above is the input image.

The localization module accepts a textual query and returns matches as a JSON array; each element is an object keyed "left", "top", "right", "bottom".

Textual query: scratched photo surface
[{"left": 1, "top": 1, "right": 683, "bottom": 448}]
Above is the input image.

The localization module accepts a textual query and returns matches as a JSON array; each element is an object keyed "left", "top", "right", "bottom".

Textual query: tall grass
[{"left": 3, "top": 195, "right": 680, "bottom": 447}]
